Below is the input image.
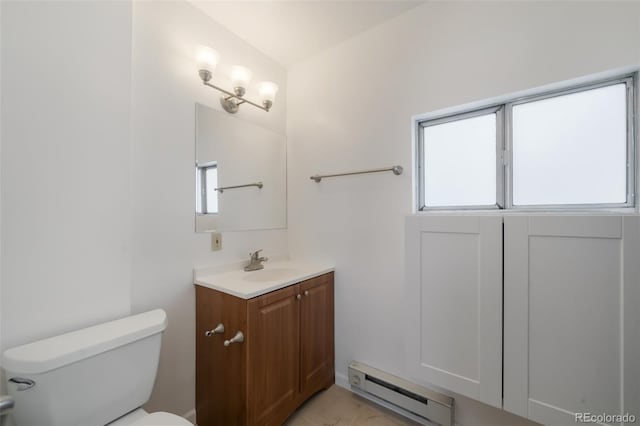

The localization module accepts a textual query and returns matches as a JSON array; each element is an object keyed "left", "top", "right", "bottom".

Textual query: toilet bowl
[{"left": 3, "top": 309, "right": 191, "bottom": 426}]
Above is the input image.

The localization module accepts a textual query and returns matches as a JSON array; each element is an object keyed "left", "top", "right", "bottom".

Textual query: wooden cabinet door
[
  {"left": 504, "top": 216, "right": 640, "bottom": 425},
  {"left": 299, "top": 273, "right": 335, "bottom": 400},
  {"left": 247, "top": 284, "right": 300, "bottom": 425},
  {"left": 195, "top": 287, "right": 247, "bottom": 426},
  {"left": 405, "top": 215, "right": 503, "bottom": 408}
]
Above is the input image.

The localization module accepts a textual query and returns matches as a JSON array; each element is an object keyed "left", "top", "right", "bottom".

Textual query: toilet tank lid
[{"left": 2, "top": 309, "right": 167, "bottom": 375}]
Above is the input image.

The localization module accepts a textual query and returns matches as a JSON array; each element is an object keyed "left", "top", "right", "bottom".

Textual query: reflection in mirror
[
  {"left": 195, "top": 162, "right": 218, "bottom": 214},
  {"left": 195, "top": 104, "right": 286, "bottom": 232}
]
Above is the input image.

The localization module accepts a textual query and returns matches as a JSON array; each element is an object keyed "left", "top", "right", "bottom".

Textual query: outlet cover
[{"left": 211, "top": 232, "right": 222, "bottom": 251}]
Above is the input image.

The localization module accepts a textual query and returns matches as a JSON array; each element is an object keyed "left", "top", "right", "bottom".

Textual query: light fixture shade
[
  {"left": 230, "top": 65, "right": 252, "bottom": 89},
  {"left": 258, "top": 81, "right": 279, "bottom": 103},
  {"left": 196, "top": 46, "right": 219, "bottom": 72}
]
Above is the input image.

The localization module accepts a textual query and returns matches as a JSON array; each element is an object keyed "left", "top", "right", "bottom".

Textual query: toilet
[{"left": 2, "top": 309, "right": 191, "bottom": 426}]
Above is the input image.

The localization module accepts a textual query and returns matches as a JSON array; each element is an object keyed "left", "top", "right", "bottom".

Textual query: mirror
[{"left": 195, "top": 103, "right": 286, "bottom": 232}]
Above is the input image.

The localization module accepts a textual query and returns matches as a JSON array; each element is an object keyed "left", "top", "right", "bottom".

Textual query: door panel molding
[
  {"left": 504, "top": 216, "right": 639, "bottom": 425},
  {"left": 405, "top": 215, "right": 503, "bottom": 408}
]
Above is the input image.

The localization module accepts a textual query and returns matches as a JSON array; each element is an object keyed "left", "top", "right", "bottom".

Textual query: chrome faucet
[{"left": 244, "top": 249, "right": 268, "bottom": 271}]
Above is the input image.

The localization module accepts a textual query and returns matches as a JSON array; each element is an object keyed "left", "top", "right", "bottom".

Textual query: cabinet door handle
[
  {"left": 205, "top": 323, "right": 225, "bottom": 337},
  {"left": 224, "top": 331, "right": 244, "bottom": 346},
  {"left": 304, "top": 290, "right": 309, "bottom": 296},
  {"left": 296, "top": 294, "right": 302, "bottom": 300}
]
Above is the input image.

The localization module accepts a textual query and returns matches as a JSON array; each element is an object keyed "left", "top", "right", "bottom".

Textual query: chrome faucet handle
[{"left": 244, "top": 250, "right": 267, "bottom": 271}]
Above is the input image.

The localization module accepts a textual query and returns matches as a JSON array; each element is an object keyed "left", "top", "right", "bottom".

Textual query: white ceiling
[{"left": 190, "top": 1, "right": 425, "bottom": 67}]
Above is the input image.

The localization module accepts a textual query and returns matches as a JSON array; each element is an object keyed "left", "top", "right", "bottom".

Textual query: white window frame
[{"left": 415, "top": 73, "right": 637, "bottom": 212}]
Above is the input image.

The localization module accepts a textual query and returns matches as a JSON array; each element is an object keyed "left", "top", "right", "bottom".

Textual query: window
[
  {"left": 512, "top": 84, "right": 627, "bottom": 206},
  {"left": 422, "top": 108, "right": 501, "bottom": 208},
  {"left": 416, "top": 74, "right": 635, "bottom": 210},
  {"left": 196, "top": 162, "right": 218, "bottom": 214}
]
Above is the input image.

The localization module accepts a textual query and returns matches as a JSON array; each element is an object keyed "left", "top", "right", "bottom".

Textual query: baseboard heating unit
[{"left": 348, "top": 361, "right": 453, "bottom": 426}]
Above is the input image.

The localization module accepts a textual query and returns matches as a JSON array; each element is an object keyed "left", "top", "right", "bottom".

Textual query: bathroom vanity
[{"left": 194, "top": 262, "right": 335, "bottom": 426}]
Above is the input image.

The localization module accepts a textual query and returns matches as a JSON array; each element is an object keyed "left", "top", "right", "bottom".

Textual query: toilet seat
[{"left": 130, "top": 411, "right": 192, "bottom": 426}]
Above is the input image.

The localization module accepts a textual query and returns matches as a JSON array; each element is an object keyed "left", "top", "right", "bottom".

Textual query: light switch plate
[{"left": 211, "top": 232, "right": 222, "bottom": 251}]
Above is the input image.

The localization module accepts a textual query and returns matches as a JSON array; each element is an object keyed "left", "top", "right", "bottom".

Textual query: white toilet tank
[{"left": 2, "top": 309, "right": 167, "bottom": 426}]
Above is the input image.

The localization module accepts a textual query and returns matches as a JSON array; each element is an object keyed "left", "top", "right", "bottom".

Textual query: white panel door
[
  {"left": 504, "top": 216, "right": 640, "bottom": 426},
  {"left": 405, "top": 215, "right": 503, "bottom": 408}
]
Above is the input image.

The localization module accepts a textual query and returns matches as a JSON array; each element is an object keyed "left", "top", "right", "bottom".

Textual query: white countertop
[{"left": 194, "top": 260, "right": 335, "bottom": 299}]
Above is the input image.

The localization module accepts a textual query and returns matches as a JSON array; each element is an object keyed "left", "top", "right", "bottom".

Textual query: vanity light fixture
[{"left": 197, "top": 46, "right": 278, "bottom": 114}]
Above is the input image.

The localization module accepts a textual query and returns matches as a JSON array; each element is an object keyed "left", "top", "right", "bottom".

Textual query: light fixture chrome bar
[
  {"left": 215, "top": 181, "right": 263, "bottom": 193},
  {"left": 203, "top": 82, "right": 269, "bottom": 112},
  {"left": 310, "top": 166, "right": 403, "bottom": 183}
]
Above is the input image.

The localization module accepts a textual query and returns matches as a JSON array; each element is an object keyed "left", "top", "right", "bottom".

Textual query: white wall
[
  {"left": 0, "top": 0, "right": 4, "bottom": 401},
  {"left": 286, "top": 2, "right": 640, "bottom": 425},
  {"left": 0, "top": 1, "right": 287, "bottom": 420},
  {"left": 0, "top": 0, "right": 4, "bottom": 370},
  {"left": 130, "top": 1, "right": 287, "bottom": 417},
  {"left": 0, "top": 1, "right": 133, "bottom": 349}
]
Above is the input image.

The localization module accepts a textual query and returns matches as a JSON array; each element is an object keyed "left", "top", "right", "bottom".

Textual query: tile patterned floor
[{"left": 284, "top": 385, "right": 420, "bottom": 426}]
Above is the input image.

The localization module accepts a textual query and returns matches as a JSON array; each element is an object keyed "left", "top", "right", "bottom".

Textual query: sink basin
[
  {"left": 194, "top": 260, "right": 335, "bottom": 299},
  {"left": 242, "top": 268, "right": 300, "bottom": 283}
]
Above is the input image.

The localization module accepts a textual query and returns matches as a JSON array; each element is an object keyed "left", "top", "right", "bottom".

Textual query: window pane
[
  {"left": 512, "top": 84, "right": 627, "bottom": 206},
  {"left": 423, "top": 113, "right": 497, "bottom": 207},
  {"left": 205, "top": 167, "right": 218, "bottom": 213}
]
